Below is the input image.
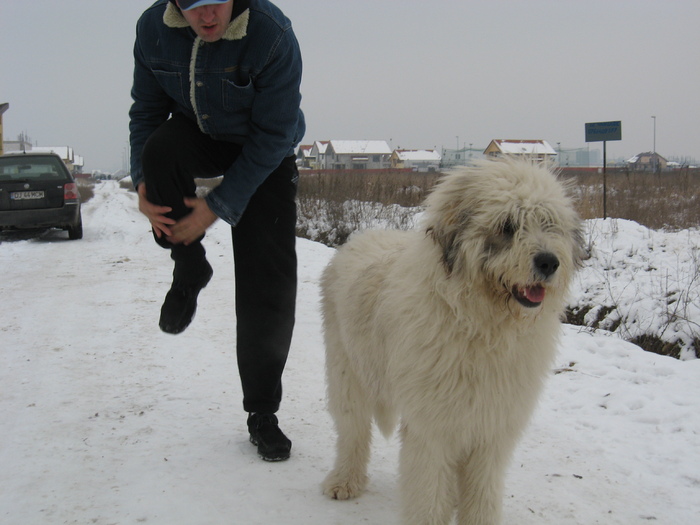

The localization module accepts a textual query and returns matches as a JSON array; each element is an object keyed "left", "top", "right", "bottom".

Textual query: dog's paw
[{"left": 322, "top": 471, "right": 367, "bottom": 500}]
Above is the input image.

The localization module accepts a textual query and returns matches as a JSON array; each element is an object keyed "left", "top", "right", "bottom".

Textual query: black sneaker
[
  {"left": 247, "top": 413, "right": 292, "bottom": 462},
  {"left": 159, "top": 259, "right": 213, "bottom": 334}
]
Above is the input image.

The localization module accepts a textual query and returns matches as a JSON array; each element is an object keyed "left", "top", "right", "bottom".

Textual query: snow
[
  {"left": 1, "top": 181, "right": 699, "bottom": 524},
  {"left": 570, "top": 218, "right": 700, "bottom": 360}
]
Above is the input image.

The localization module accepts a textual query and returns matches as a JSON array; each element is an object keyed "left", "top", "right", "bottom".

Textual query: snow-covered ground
[{"left": 1, "top": 181, "right": 698, "bottom": 524}]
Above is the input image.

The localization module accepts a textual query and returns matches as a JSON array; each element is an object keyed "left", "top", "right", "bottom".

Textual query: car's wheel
[{"left": 68, "top": 212, "right": 83, "bottom": 240}]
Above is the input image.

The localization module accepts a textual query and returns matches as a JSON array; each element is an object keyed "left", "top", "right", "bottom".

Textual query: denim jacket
[{"left": 129, "top": 0, "right": 305, "bottom": 226}]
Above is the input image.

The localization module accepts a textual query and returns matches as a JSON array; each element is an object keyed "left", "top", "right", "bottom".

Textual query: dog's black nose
[{"left": 534, "top": 252, "right": 559, "bottom": 278}]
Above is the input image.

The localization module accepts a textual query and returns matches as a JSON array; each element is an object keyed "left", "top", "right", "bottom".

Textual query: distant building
[
  {"left": 2, "top": 138, "right": 32, "bottom": 155},
  {"left": 484, "top": 139, "right": 557, "bottom": 163},
  {"left": 309, "top": 140, "right": 330, "bottom": 169},
  {"left": 324, "top": 140, "right": 392, "bottom": 170},
  {"left": 575, "top": 148, "right": 601, "bottom": 167},
  {"left": 626, "top": 152, "right": 668, "bottom": 172},
  {"left": 297, "top": 144, "right": 314, "bottom": 168},
  {"left": 32, "top": 146, "right": 84, "bottom": 174},
  {"left": 441, "top": 146, "right": 481, "bottom": 168},
  {"left": 391, "top": 149, "right": 441, "bottom": 172},
  {"left": 2, "top": 141, "right": 84, "bottom": 174}
]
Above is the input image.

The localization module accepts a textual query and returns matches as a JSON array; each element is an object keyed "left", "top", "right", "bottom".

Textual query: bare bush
[{"left": 76, "top": 179, "right": 95, "bottom": 203}]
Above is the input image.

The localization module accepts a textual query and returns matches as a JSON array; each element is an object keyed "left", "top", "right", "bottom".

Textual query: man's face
[{"left": 177, "top": 1, "right": 234, "bottom": 42}]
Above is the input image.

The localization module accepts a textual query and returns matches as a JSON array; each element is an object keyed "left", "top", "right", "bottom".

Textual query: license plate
[{"left": 11, "top": 191, "right": 45, "bottom": 200}]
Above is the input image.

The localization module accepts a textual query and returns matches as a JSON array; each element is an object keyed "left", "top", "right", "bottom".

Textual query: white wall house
[
  {"left": 391, "top": 149, "right": 441, "bottom": 172},
  {"left": 3, "top": 143, "right": 84, "bottom": 173},
  {"left": 483, "top": 139, "right": 557, "bottom": 163},
  {"left": 309, "top": 140, "right": 329, "bottom": 169},
  {"left": 324, "top": 140, "right": 392, "bottom": 170},
  {"left": 297, "top": 144, "right": 314, "bottom": 168}
]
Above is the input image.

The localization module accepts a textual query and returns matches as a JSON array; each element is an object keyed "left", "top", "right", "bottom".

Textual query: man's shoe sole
[
  {"left": 249, "top": 435, "right": 291, "bottom": 462},
  {"left": 159, "top": 263, "right": 213, "bottom": 334}
]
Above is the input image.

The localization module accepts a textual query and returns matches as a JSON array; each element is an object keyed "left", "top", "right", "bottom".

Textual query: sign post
[{"left": 585, "top": 120, "right": 621, "bottom": 219}]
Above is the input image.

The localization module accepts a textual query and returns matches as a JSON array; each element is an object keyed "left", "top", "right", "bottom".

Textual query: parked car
[{"left": 0, "top": 152, "right": 83, "bottom": 239}]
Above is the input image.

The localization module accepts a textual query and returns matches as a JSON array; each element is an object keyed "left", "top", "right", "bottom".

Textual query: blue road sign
[{"left": 585, "top": 121, "right": 622, "bottom": 142}]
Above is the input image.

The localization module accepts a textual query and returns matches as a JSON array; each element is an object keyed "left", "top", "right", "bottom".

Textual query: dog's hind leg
[
  {"left": 322, "top": 345, "right": 373, "bottom": 500},
  {"left": 399, "top": 427, "right": 457, "bottom": 525}
]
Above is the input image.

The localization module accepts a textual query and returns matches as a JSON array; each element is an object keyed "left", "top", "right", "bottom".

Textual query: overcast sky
[{"left": 1, "top": 0, "right": 698, "bottom": 172}]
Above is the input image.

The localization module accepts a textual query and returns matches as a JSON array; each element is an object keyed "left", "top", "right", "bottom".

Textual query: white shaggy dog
[{"left": 321, "top": 159, "right": 584, "bottom": 525}]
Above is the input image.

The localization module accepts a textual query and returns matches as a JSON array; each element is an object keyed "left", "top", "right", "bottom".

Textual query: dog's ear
[{"left": 427, "top": 207, "right": 470, "bottom": 276}]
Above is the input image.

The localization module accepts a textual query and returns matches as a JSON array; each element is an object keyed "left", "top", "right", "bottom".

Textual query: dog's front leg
[
  {"left": 455, "top": 443, "right": 511, "bottom": 525},
  {"left": 322, "top": 349, "right": 373, "bottom": 500},
  {"left": 399, "top": 427, "right": 456, "bottom": 525}
]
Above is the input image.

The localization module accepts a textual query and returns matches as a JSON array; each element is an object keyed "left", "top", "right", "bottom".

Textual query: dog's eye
[{"left": 501, "top": 218, "right": 517, "bottom": 237}]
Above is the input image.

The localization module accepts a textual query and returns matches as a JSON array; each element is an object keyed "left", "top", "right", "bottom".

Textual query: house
[
  {"left": 324, "top": 140, "right": 392, "bottom": 170},
  {"left": 391, "top": 149, "right": 441, "bottom": 172},
  {"left": 309, "top": 140, "right": 330, "bottom": 169},
  {"left": 31, "top": 146, "right": 84, "bottom": 174},
  {"left": 296, "top": 144, "right": 314, "bottom": 168},
  {"left": 484, "top": 139, "right": 557, "bottom": 163},
  {"left": 2, "top": 142, "right": 84, "bottom": 174},
  {"left": 626, "top": 152, "right": 668, "bottom": 172},
  {"left": 441, "top": 146, "right": 480, "bottom": 168}
]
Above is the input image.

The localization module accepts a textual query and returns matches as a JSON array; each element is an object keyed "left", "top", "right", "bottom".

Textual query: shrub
[{"left": 76, "top": 179, "right": 95, "bottom": 203}]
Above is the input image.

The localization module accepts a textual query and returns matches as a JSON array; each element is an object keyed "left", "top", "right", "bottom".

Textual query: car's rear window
[{"left": 0, "top": 156, "right": 70, "bottom": 181}]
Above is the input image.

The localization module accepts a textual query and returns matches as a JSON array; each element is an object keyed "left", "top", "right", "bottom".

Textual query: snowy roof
[
  {"left": 395, "top": 149, "right": 441, "bottom": 161},
  {"left": 298, "top": 145, "right": 314, "bottom": 157},
  {"left": 492, "top": 139, "right": 557, "bottom": 155},
  {"left": 626, "top": 152, "right": 667, "bottom": 164},
  {"left": 32, "top": 146, "right": 72, "bottom": 158},
  {"left": 313, "top": 141, "right": 329, "bottom": 154},
  {"left": 31, "top": 146, "right": 84, "bottom": 167},
  {"left": 329, "top": 140, "right": 391, "bottom": 155}
]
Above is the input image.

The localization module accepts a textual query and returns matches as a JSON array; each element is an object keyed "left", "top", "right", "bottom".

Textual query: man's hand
[
  {"left": 137, "top": 182, "right": 176, "bottom": 239},
  {"left": 167, "top": 197, "right": 218, "bottom": 245}
]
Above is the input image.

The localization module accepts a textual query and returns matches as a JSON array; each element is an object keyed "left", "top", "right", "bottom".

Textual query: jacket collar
[{"left": 163, "top": 1, "right": 249, "bottom": 41}]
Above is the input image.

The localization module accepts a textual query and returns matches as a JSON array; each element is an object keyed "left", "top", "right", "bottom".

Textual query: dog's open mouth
[{"left": 512, "top": 284, "right": 546, "bottom": 308}]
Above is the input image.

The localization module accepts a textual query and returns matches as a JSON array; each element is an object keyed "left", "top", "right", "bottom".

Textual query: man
[{"left": 129, "top": 0, "right": 305, "bottom": 462}]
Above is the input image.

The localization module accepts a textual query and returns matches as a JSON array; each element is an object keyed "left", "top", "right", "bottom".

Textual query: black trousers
[{"left": 141, "top": 114, "right": 298, "bottom": 414}]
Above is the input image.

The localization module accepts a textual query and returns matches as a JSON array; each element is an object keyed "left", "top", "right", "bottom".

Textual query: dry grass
[
  {"left": 296, "top": 169, "right": 438, "bottom": 245},
  {"left": 76, "top": 179, "right": 95, "bottom": 203},
  {"left": 298, "top": 169, "right": 439, "bottom": 208},
  {"left": 562, "top": 167, "right": 700, "bottom": 230}
]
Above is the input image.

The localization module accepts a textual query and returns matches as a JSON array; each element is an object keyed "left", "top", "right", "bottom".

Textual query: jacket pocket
[
  {"left": 152, "top": 69, "right": 188, "bottom": 107},
  {"left": 222, "top": 77, "right": 255, "bottom": 112}
]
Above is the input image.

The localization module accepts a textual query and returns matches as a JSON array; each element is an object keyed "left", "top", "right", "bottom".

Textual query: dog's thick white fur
[{"left": 321, "top": 159, "right": 584, "bottom": 525}]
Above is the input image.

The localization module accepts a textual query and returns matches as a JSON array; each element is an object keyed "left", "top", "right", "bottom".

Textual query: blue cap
[{"left": 178, "top": 0, "right": 229, "bottom": 10}]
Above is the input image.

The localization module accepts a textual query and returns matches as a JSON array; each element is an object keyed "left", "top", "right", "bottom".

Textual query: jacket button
[
  {"left": 196, "top": 81, "right": 204, "bottom": 87},
  {"left": 202, "top": 114, "right": 210, "bottom": 120}
]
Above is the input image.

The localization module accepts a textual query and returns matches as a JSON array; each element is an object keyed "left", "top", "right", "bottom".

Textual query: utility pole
[
  {"left": 0, "top": 103, "right": 9, "bottom": 156},
  {"left": 651, "top": 115, "right": 657, "bottom": 173}
]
